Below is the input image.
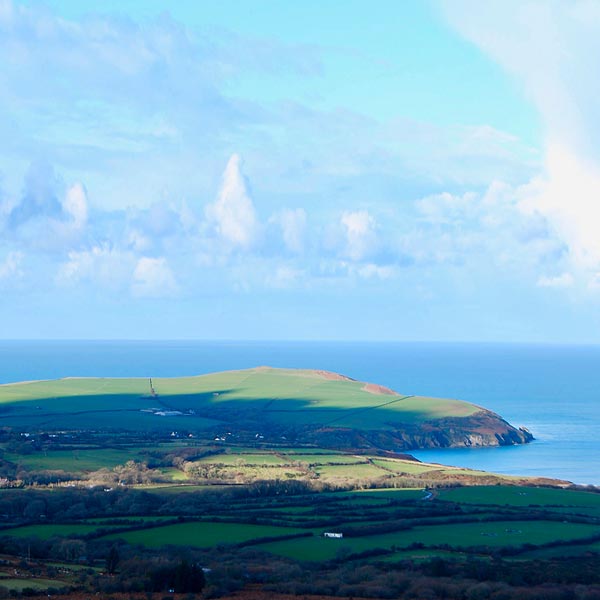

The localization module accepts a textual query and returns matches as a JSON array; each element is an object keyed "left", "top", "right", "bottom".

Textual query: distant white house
[{"left": 323, "top": 532, "right": 343, "bottom": 538}]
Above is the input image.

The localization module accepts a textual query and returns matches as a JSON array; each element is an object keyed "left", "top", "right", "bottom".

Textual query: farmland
[
  {"left": 87, "top": 485, "right": 600, "bottom": 561},
  {"left": 0, "top": 369, "right": 597, "bottom": 598},
  {"left": 0, "top": 367, "right": 532, "bottom": 449},
  {"left": 0, "top": 482, "right": 599, "bottom": 598}
]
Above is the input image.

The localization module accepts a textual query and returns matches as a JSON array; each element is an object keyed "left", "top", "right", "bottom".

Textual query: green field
[
  {"left": 194, "top": 452, "right": 289, "bottom": 466},
  {"left": 370, "top": 458, "right": 442, "bottom": 474},
  {"left": 438, "top": 485, "right": 600, "bottom": 508},
  {"left": 0, "top": 368, "right": 481, "bottom": 434},
  {"left": 0, "top": 369, "right": 594, "bottom": 592},
  {"left": 3, "top": 447, "right": 151, "bottom": 472},
  {"left": 101, "top": 521, "right": 305, "bottom": 548},
  {"left": 0, "top": 578, "right": 69, "bottom": 592},
  {"left": 94, "top": 516, "right": 595, "bottom": 562},
  {"left": 0, "top": 524, "right": 115, "bottom": 539},
  {"left": 0, "top": 483, "right": 598, "bottom": 570},
  {"left": 314, "top": 462, "right": 389, "bottom": 481},
  {"left": 256, "top": 519, "right": 600, "bottom": 561},
  {"left": 280, "top": 453, "right": 366, "bottom": 464},
  {"left": 337, "top": 488, "right": 427, "bottom": 500}
]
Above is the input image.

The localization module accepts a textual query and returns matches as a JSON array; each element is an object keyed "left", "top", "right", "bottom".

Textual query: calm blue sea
[{"left": 0, "top": 341, "right": 598, "bottom": 485}]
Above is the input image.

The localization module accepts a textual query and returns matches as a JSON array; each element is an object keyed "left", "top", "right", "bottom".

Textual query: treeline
[{"left": 0, "top": 478, "right": 340, "bottom": 526}]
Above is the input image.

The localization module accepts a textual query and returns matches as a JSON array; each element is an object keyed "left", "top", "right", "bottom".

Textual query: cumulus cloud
[
  {"left": 206, "top": 154, "right": 260, "bottom": 249},
  {"left": 340, "top": 210, "right": 377, "bottom": 261},
  {"left": 417, "top": 191, "right": 477, "bottom": 225},
  {"left": 537, "top": 273, "right": 574, "bottom": 289},
  {"left": 4, "top": 162, "right": 89, "bottom": 252},
  {"left": 265, "top": 265, "right": 305, "bottom": 289},
  {"left": 356, "top": 263, "right": 396, "bottom": 280},
  {"left": 9, "top": 161, "right": 63, "bottom": 228},
  {"left": 56, "top": 245, "right": 135, "bottom": 290},
  {"left": 412, "top": 180, "right": 567, "bottom": 275},
  {"left": 270, "top": 208, "right": 307, "bottom": 254},
  {"left": 132, "top": 257, "right": 178, "bottom": 298},
  {"left": 62, "top": 183, "right": 88, "bottom": 230},
  {"left": 442, "top": 0, "right": 600, "bottom": 284},
  {"left": 0, "top": 250, "right": 23, "bottom": 282}
]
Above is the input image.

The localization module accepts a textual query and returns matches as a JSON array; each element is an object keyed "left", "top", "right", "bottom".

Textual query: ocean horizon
[{"left": 1, "top": 340, "right": 598, "bottom": 486}]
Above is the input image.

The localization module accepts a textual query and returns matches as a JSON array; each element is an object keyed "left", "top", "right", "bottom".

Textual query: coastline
[{"left": 0, "top": 340, "right": 598, "bottom": 485}]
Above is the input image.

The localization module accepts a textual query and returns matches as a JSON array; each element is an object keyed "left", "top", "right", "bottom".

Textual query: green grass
[
  {"left": 439, "top": 486, "right": 600, "bottom": 508},
  {"left": 3, "top": 448, "right": 148, "bottom": 472},
  {"left": 257, "top": 520, "right": 600, "bottom": 561},
  {"left": 370, "top": 458, "right": 442, "bottom": 474},
  {"left": 0, "top": 524, "right": 114, "bottom": 539},
  {"left": 0, "top": 367, "right": 480, "bottom": 433},
  {"left": 86, "top": 516, "right": 175, "bottom": 524},
  {"left": 100, "top": 521, "right": 305, "bottom": 548},
  {"left": 160, "top": 467, "right": 188, "bottom": 481},
  {"left": 314, "top": 462, "right": 389, "bottom": 480},
  {"left": 194, "top": 453, "right": 288, "bottom": 466},
  {"left": 0, "top": 578, "right": 69, "bottom": 591},
  {"left": 0, "top": 483, "right": 597, "bottom": 570},
  {"left": 283, "top": 453, "right": 367, "bottom": 465},
  {"left": 345, "top": 488, "right": 427, "bottom": 500},
  {"left": 143, "top": 484, "right": 229, "bottom": 494}
]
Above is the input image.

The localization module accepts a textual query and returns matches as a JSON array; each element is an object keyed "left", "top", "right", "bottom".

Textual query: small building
[{"left": 323, "top": 532, "right": 343, "bottom": 538}]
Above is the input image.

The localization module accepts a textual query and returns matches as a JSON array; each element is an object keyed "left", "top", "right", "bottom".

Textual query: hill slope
[{"left": 0, "top": 367, "right": 533, "bottom": 450}]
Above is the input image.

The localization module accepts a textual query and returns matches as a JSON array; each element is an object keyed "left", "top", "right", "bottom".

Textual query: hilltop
[{"left": 0, "top": 367, "right": 532, "bottom": 450}]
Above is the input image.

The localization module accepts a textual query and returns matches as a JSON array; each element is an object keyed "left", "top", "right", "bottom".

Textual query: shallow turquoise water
[{"left": 1, "top": 341, "right": 598, "bottom": 484}]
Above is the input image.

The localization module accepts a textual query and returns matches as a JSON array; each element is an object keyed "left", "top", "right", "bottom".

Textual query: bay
[{"left": 0, "top": 340, "right": 598, "bottom": 485}]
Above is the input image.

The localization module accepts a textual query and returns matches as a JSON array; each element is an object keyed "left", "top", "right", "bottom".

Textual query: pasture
[
  {"left": 0, "top": 482, "right": 597, "bottom": 572},
  {"left": 0, "top": 523, "right": 117, "bottom": 539},
  {"left": 439, "top": 485, "right": 600, "bottom": 508},
  {"left": 90, "top": 516, "right": 600, "bottom": 561},
  {"left": 101, "top": 521, "right": 306, "bottom": 548},
  {"left": 0, "top": 367, "right": 480, "bottom": 434}
]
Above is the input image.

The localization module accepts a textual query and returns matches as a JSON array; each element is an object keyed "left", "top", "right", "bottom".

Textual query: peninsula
[{"left": 0, "top": 367, "right": 532, "bottom": 450}]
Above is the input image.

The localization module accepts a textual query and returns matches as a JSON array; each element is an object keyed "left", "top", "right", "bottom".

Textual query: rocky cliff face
[{"left": 301, "top": 409, "right": 533, "bottom": 451}]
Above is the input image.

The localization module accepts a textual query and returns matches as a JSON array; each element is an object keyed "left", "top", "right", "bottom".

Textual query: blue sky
[{"left": 2, "top": 0, "right": 600, "bottom": 341}]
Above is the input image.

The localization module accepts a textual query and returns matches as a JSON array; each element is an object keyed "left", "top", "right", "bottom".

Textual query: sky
[{"left": 1, "top": 0, "right": 600, "bottom": 341}]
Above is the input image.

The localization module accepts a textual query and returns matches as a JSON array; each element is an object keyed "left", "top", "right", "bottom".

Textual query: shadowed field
[{"left": 0, "top": 368, "right": 529, "bottom": 451}]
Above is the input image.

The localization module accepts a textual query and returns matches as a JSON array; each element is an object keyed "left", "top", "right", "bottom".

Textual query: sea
[{"left": 0, "top": 340, "right": 598, "bottom": 486}]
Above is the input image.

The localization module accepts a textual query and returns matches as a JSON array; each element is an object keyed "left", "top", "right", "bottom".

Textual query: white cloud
[
  {"left": 356, "top": 263, "right": 396, "bottom": 280},
  {"left": 340, "top": 209, "right": 377, "bottom": 261},
  {"left": 412, "top": 180, "right": 568, "bottom": 276},
  {"left": 537, "top": 273, "right": 574, "bottom": 289},
  {"left": 265, "top": 265, "right": 305, "bottom": 289},
  {"left": 417, "top": 191, "right": 477, "bottom": 225},
  {"left": 132, "top": 256, "right": 178, "bottom": 298},
  {"left": 519, "top": 144, "right": 600, "bottom": 269},
  {"left": 62, "top": 183, "right": 88, "bottom": 230},
  {"left": 443, "top": 0, "right": 600, "bottom": 285},
  {"left": 0, "top": 250, "right": 23, "bottom": 282},
  {"left": 206, "top": 154, "right": 260, "bottom": 249},
  {"left": 271, "top": 208, "right": 306, "bottom": 253},
  {"left": 126, "top": 229, "right": 152, "bottom": 253},
  {"left": 56, "top": 245, "right": 135, "bottom": 290}
]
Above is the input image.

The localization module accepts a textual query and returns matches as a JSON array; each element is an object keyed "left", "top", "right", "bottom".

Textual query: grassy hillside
[{"left": 0, "top": 367, "right": 532, "bottom": 449}]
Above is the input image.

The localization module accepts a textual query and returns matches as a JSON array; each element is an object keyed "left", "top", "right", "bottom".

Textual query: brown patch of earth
[
  {"left": 313, "top": 370, "right": 354, "bottom": 382},
  {"left": 362, "top": 382, "right": 397, "bottom": 395}
]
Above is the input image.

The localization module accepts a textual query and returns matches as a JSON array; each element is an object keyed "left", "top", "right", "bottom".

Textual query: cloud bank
[
  {"left": 443, "top": 0, "right": 600, "bottom": 287},
  {"left": 1, "top": 0, "right": 600, "bottom": 340}
]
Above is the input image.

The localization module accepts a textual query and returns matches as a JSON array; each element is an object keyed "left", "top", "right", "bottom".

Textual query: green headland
[
  {"left": 0, "top": 368, "right": 598, "bottom": 599},
  {"left": 0, "top": 367, "right": 532, "bottom": 450}
]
